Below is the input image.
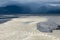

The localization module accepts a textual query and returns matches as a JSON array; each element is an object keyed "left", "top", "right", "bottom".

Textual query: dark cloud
[
  {"left": 0, "top": 0, "right": 60, "bottom": 13},
  {"left": 0, "top": 0, "right": 60, "bottom": 7}
]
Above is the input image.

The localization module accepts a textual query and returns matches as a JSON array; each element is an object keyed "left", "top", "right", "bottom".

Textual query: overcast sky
[{"left": 0, "top": 0, "right": 60, "bottom": 7}]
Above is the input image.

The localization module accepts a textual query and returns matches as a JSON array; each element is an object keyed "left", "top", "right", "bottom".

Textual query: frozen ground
[{"left": 0, "top": 15, "right": 60, "bottom": 40}]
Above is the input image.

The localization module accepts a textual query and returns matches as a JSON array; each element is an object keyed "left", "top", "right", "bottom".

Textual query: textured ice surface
[
  {"left": 0, "top": 16, "right": 60, "bottom": 40},
  {"left": 37, "top": 22, "right": 59, "bottom": 32}
]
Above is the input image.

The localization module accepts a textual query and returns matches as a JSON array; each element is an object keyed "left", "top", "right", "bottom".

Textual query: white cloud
[{"left": 49, "top": 4, "right": 60, "bottom": 7}]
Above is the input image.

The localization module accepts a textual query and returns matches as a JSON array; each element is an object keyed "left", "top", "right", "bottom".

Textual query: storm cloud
[
  {"left": 0, "top": 0, "right": 60, "bottom": 7},
  {"left": 0, "top": 0, "right": 60, "bottom": 13}
]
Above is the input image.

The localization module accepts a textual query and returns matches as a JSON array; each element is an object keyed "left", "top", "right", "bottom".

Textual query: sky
[
  {"left": 0, "top": 0, "right": 60, "bottom": 7},
  {"left": 0, "top": 0, "right": 60, "bottom": 13}
]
